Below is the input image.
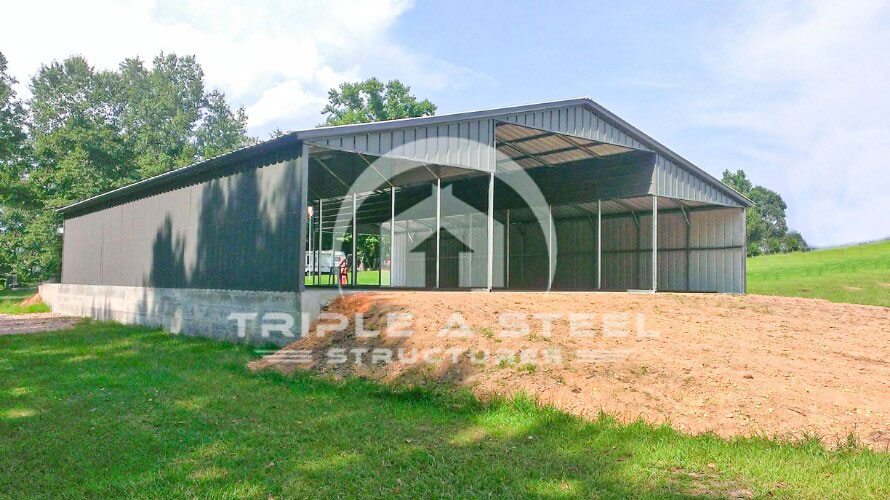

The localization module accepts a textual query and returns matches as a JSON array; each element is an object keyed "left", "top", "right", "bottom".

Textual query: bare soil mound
[
  {"left": 19, "top": 293, "right": 42, "bottom": 307},
  {"left": 251, "top": 291, "right": 890, "bottom": 450}
]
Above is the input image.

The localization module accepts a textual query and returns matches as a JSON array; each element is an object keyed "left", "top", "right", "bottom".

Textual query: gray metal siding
[
  {"left": 495, "top": 104, "right": 645, "bottom": 150},
  {"left": 503, "top": 205, "right": 745, "bottom": 293},
  {"left": 61, "top": 148, "right": 304, "bottom": 292},
  {"left": 654, "top": 156, "right": 741, "bottom": 207},
  {"left": 687, "top": 208, "right": 746, "bottom": 293},
  {"left": 307, "top": 118, "right": 496, "bottom": 172}
]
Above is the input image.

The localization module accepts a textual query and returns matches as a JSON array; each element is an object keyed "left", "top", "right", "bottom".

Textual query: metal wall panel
[
  {"left": 654, "top": 156, "right": 741, "bottom": 207},
  {"left": 495, "top": 104, "right": 644, "bottom": 150},
  {"left": 688, "top": 207, "right": 746, "bottom": 293},
  {"left": 502, "top": 204, "right": 745, "bottom": 293},
  {"left": 61, "top": 148, "right": 303, "bottom": 291},
  {"left": 307, "top": 118, "right": 496, "bottom": 173}
]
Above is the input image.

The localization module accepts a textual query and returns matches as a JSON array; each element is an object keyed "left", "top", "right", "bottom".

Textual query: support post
[
  {"left": 436, "top": 177, "right": 441, "bottom": 288},
  {"left": 597, "top": 199, "right": 602, "bottom": 290},
  {"left": 317, "top": 199, "right": 323, "bottom": 285},
  {"left": 308, "top": 203, "right": 313, "bottom": 285},
  {"left": 652, "top": 195, "right": 658, "bottom": 292},
  {"left": 390, "top": 187, "right": 396, "bottom": 287},
  {"left": 547, "top": 203, "right": 553, "bottom": 292},
  {"left": 352, "top": 192, "right": 357, "bottom": 286},
  {"left": 486, "top": 172, "right": 494, "bottom": 290},
  {"left": 679, "top": 202, "right": 690, "bottom": 291},
  {"left": 298, "top": 143, "right": 310, "bottom": 292},
  {"left": 505, "top": 209, "right": 510, "bottom": 288}
]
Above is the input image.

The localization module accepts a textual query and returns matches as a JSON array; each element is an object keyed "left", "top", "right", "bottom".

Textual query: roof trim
[{"left": 58, "top": 97, "right": 750, "bottom": 214}]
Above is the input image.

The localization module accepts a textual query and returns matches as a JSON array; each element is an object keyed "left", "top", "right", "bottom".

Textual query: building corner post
[{"left": 298, "top": 142, "right": 310, "bottom": 292}]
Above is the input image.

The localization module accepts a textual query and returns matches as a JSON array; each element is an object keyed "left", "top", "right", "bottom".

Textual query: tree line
[
  {"left": 0, "top": 51, "right": 252, "bottom": 285},
  {"left": 722, "top": 170, "right": 808, "bottom": 256},
  {"left": 1, "top": 47, "right": 799, "bottom": 286}
]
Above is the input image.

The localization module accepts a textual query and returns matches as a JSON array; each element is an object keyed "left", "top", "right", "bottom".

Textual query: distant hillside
[{"left": 747, "top": 240, "right": 890, "bottom": 307}]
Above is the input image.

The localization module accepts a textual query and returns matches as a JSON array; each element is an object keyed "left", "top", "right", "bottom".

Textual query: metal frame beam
[
  {"left": 557, "top": 133, "right": 602, "bottom": 158},
  {"left": 497, "top": 141, "right": 552, "bottom": 168}
]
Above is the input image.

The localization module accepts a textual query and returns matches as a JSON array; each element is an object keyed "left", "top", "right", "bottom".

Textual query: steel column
[
  {"left": 652, "top": 195, "right": 658, "bottom": 292},
  {"left": 486, "top": 172, "right": 494, "bottom": 290},
  {"left": 390, "top": 187, "right": 396, "bottom": 287},
  {"left": 505, "top": 208, "right": 510, "bottom": 288},
  {"left": 436, "top": 177, "right": 441, "bottom": 288},
  {"left": 352, "top": 192, "right": 357, "bottom": 286},
  {"left": 597, "top": 199, "right": 602, "bottom": 290},
  {"left": 298, "top": 143, "right": 310, "bottom": 292},
  {"left": 317, "top": 199, "right": 323, "bottom": 285},
  {"left": 547, "top": 203, "right": 553, "bottom": 292}
]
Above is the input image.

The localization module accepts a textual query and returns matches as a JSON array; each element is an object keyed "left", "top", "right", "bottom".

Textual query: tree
[
  {"left": 320, "top": 78, "right": 435, "bottom": 270},
  {"left": 722, "top": 169, "right": 807, "bottom": 255},
  {"left": 0, "top": 51, "right": 38, "bottom": 283},
  {"left": 115, "top": 53, "right": 249, "bottom": 177},
  {"left": 321, "top": 78, "right": 436, "bottom": 126},
  {"left": 0, "top": 52, "right": 251, "bottom": 285}
]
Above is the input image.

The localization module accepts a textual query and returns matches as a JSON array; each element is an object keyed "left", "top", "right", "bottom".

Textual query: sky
[{"left": 2, "top": 0, "right": 889, "bottom": 247}]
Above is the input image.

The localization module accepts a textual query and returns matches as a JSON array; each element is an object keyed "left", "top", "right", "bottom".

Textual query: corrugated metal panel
[
  {"left": 60, "top": 148, "right": 303, "bottom": 292},
  {"left": 688, "top": 207, "right": 746, "bottom": 293},
  {"left": 307, "top": 118, "right": 497, "bottom": 173},
  {"left": 654, "top": 156, "right": 741, "bottom": 207}
]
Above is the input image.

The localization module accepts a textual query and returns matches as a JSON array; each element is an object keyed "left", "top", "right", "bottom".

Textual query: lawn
[
  {"left": 0, "top": 287, "right": 50, "bottom": 314},
  {"left": 305, "top": 270, "right": 390, "bottom": 286},
  {"left": 747, "top": 240, "right": 890, "bottom": 307},
  {"left": 2, "top": 323, "right": 889, "bottom": 497}
]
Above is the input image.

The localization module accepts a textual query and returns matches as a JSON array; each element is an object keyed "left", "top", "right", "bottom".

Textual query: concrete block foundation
[{"left": 39, "top": 284, "right": 349, "bottom": 346}]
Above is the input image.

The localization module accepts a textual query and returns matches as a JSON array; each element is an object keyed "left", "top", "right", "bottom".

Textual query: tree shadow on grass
[{"left": 4, "top": 324, "right": 859, "bottom": 498}]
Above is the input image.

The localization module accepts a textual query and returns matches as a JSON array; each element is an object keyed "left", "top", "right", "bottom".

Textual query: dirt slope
[{"left": 251, "top": 291, "right": 890, "bottom": 450}]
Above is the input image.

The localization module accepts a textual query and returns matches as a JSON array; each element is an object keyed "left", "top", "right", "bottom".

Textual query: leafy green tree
[
  {"left": 321, "top": 78, "right": 435, "bottom": 126},
  {"left": 115, "top": 53, "right": 248, "bottom": 177},
  {"left": 0, "top": 52, "right": 250, "bottom": 285},
  {"left": 0, "top": 52, "right": 28, "bottom": 194},
  {"left": 320, "top": 78, "right": 435, "bottom": 269},
  {"left": 722, "top": 169, "right": 806, "bottom": 255}
]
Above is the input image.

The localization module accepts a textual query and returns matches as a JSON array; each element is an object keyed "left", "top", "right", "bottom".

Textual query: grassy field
[
  {"left": 305, "top": 270, "right": 390, "bottom": 286},
  {"left": 747, "top": 240, "right": 890, "bottom": 307},
  {"left": 2, "top": 323, "right": 889, "bottom": 497},
  {"left": 0, "top": 287, "right": 50, "bottom": 314}
]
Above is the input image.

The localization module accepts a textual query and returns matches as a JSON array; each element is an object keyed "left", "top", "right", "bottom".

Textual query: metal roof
[{"left": 58, "top": 97, "right": 750, "bottom": 215}]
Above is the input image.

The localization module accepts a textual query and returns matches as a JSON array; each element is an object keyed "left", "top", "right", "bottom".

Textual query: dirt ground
[
  {"left": 0, "top": 313, "right": 81, "bottom": 335},
  {"left": 251, "top": 291, "right": 890, "bottom": 450}
]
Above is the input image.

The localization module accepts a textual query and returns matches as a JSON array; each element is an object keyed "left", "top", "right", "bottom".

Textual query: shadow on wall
[{"left": 136, "top": 151, "right": 303, "bottom": 340}]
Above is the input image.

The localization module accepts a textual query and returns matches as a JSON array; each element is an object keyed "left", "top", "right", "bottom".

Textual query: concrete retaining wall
[{"left": 39, "top": 284, "right": 348, "bottom": 346}]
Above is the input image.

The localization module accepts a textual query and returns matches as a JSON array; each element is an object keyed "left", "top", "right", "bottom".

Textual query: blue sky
[{"left": 3, "top": 0, "right": 889, "bottom": 247}]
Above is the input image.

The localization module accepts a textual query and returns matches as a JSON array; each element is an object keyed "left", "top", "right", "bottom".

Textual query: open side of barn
[{"left": 40, "top": 98, "right": 751, "bottom": 344}]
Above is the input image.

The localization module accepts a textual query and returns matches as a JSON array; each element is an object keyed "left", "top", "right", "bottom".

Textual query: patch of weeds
[
  {"left": 475, "top": 326, "right": 495, "bottom": 339},
  {"left": 517, "top": 363, "right": 537, "bottom": 374}
]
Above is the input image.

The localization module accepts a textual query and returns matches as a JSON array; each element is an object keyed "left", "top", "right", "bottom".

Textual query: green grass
[
  {"left": 747, "top": 240, "right": 890, "bottom": 307},
  {"left": 305, "top": 270, "right": 390, "bottom": 286},
  {"left": 2, "top": 324, "right": 890, "bottom": 497},
  {"left": 0, "top": 287, "right": 50, "bottom": 314}
]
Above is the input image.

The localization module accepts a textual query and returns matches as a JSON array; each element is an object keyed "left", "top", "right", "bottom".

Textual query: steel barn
[{"left": 40, "top": 98, "right": 752, "bottom": 343}]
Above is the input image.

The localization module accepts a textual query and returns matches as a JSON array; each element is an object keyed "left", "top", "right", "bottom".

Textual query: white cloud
[
  {"left": 0, "top": 0, "right": 485, "bottom": 135},
  {"left": 696, "top": 1, "right": 890, "bottom": 246}
]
